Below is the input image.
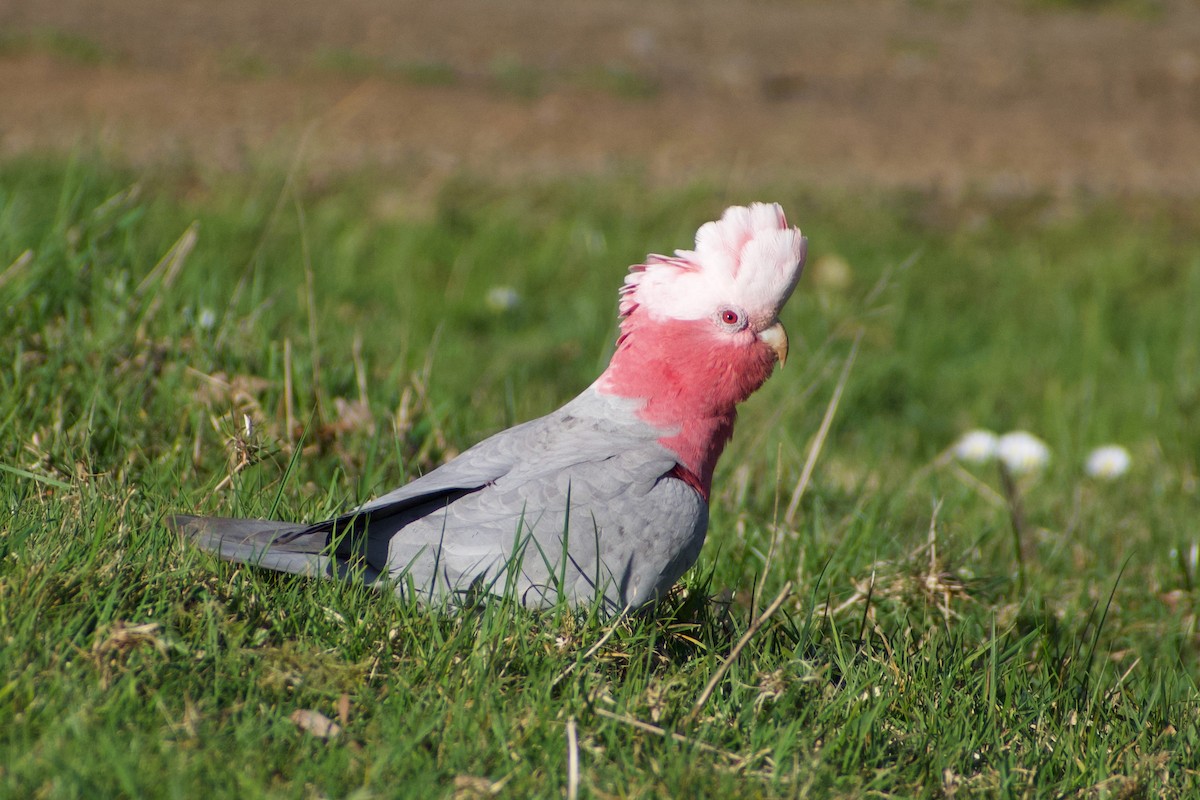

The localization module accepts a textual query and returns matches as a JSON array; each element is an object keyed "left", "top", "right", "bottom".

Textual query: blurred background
[{"left": 2, "top": 0, "right": 1198, "bottom": 194}]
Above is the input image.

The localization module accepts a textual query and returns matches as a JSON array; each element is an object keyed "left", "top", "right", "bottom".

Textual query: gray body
[{"left": 174, "top": 384, "right": 708, "bottom": 611}]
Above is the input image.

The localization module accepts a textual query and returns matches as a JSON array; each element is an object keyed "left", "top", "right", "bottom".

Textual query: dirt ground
[{"left": 2, "top": 0, "right": 1199, "bottom": 195}]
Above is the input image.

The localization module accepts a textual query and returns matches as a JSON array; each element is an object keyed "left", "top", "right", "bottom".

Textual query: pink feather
[{"left": 600, "top": 203, "right": 807, "bottom": 496}]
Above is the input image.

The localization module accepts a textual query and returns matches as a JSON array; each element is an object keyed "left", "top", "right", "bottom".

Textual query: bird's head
[
  {"left": 597, "top": 203, "right": 806, "bottom": 494},
  {"left": 617, "top": 202, "right": 805, "bottom": 366},
  {"left": 606, "top": 202, "right": 806, "bottom": 397},
  {"left": 598, "top": 203, "right": 807, "bottom": 492}
]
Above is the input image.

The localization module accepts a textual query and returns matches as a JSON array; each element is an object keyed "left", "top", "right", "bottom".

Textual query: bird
[{"left": 173, "top": 202, "right": 807, "bottom": 612}]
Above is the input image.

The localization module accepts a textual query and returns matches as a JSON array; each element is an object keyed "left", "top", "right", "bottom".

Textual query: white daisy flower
[
  {"left": 1085, "top": 445, "right": 1131, "bottom": 480},
  {"left": 953, "top": 429, "right": 999, "bottom": 464},
  {"left": 996, "top": 431, "right": 1050, "bottom": 475}
]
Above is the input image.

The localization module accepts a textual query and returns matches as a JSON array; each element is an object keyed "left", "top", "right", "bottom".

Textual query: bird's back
[{"left": 358, "top": 384, "right": 707, "bottom": 609}]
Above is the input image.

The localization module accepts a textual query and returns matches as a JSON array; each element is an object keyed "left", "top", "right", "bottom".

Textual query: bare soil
[{"left": 2, "top": 0, "right": 1199, "bottom": 194}]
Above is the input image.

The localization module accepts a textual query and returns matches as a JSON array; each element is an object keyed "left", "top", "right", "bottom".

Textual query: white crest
[{"left": 620, "top": 203, "right": 807, "bottom": 324}]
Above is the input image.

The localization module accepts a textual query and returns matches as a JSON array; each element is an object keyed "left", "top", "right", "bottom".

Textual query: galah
[{"left": 174, "top": 203, "right": 807, "bottom": 611}]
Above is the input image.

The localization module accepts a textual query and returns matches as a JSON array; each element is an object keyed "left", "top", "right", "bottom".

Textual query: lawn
[{"left": 0, "top": 157, "right": 1197, "bottom": 797}]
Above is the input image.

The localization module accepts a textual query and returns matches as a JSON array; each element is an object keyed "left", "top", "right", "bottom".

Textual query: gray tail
[{"left": 170, "top": 514, "right": 347, "bottom": 579}]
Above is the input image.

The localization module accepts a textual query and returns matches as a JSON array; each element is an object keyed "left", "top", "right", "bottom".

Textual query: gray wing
[
  {"left": 355, "top": 387, "right": 708, "bottom": 610},
  {"left": 177, "top": 385, "right": 709, "bottom": 610},
  {"left": 172, "top": 415, "right": 539, "bottom": 579},
  {"left": 311, "top": 387, "right": 656, "bottom": 533}
]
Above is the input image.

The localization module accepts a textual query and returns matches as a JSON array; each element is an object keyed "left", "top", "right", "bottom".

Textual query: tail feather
[{"left": 170, "top": 514, "right": 340, "bottom": 579}]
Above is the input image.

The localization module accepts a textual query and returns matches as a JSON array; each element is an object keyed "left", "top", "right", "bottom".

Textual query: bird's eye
[{"left": 721, "top": 309, "right": 740, "bottom": 326}]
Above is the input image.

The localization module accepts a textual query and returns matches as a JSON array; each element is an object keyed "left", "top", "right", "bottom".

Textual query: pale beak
[{"left": 758, "top": 322, "right": 789, "bottom": 366}]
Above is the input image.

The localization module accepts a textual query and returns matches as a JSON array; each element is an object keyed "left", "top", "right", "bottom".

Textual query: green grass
[
  {"left": 1, "top": 156, "right": 1198, "bottom": 797},
  {"left": 0, "top": 28, "right": 115, "bottom": 65},
  {"left": 307, "top": 47, "right": 656, "bottom": 100},
  {"left": 311, "top": 49, "right": 459, "bottom": 87}
]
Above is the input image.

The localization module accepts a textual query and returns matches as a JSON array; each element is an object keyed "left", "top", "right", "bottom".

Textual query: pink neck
[{"left": 596, "top": 315, "right": 778, "bottom": 499}]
